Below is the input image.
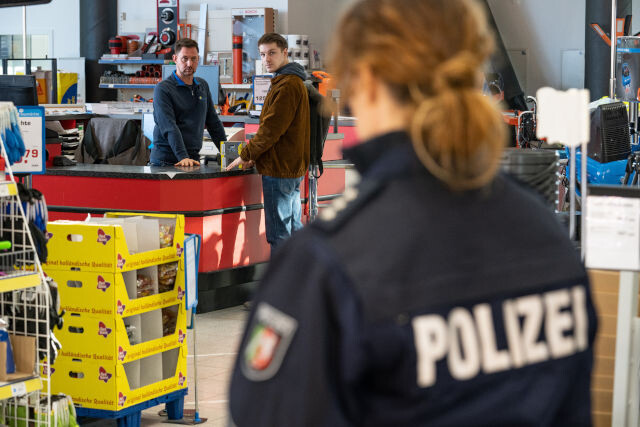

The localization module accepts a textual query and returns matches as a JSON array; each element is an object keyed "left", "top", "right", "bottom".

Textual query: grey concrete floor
[{"left": 139, "top": 306, "right": 248, "bottom": 427}]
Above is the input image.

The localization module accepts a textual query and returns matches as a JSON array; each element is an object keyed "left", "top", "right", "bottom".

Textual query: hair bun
[{"left": 432, "top": 52, "right": 479, "bottom": 93}]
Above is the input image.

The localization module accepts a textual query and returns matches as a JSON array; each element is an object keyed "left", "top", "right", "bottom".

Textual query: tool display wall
[{"left": 157, "top": 0, "right": 179, "bottom": 50}]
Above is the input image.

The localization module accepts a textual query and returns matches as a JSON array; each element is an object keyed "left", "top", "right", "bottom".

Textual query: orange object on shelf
[
  {"left": 233, "top": 35, "right": 243, "bottom": 84},
  {"left": 617, "top": 17, "right": 626, "bottom": 38},
  {"left": 109, "top": 38, "right": 123, "bottom": 54},
  {"left": 117, "top": 36, "right": 129, "bottom": 52},
  {"left": 127, "top": 39, "right": 139, "bottom": 54},
  {"left": 311, "top": 71, "right": 332, "bottom": 97},
  {"left": 178, "top": 24, "right": 192, "bottom": 40},
  {"left": 220, "top": 94, "right": 231, "bottom": 115}
]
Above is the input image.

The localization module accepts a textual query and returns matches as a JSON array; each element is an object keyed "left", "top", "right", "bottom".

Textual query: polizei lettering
[{"left": 412, "top": 285, "right": 589, "bottom": 387}]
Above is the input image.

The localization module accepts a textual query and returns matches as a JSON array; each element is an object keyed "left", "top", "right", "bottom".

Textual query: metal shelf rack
[
  {"left": 98, "top": 59, "right": 167, "bottom": 65},
  {"left": 0, "top": 102, "right": 51, "bottom": 426},
  {"left": 99, "top": 84, "right": 157, "bottom": 89}
]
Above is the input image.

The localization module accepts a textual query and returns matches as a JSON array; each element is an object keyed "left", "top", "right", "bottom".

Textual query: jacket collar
[
  {"left": 172, "top": 71, "right": 200, "bottom": 86},
  {"left": 343, "top": 131, "right": 412, "bottom": 176},
  {"left": 344, "top": 130, "right": 503, "bottom": 199},
  {"left": 274, "top": 62, "right": 307, "bottom": 80}
]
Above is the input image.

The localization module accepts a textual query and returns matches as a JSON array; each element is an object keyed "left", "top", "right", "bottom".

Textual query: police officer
[{"left": 228, "top": 0, "right": 597, "bottom": 425}]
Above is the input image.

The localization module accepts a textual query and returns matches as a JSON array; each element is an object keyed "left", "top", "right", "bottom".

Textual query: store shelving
[
  {"left": 0, "top": 181, "right": 17, "bottom": 197},
  {"left": 0, "top": 181, "right": 44, "bottom": 292},
  {"left": 0, "top": 273, "right": 42, "bottom": 293},
  {"left": 100, "top": 82, "right": 254, "bottom": 91},
  {"left": 0, "top": 102, "right": 52, "bottom": 425},
  {"left": 98, "top": 59, "right": 167, "bottom": 65},
  {"left": 99, "top": 84, "right": 157, "bottom": 89},
  {"left": 98, "top": 58, "right": 167, "bottom": 102},
  {"left": 0, "top": 377, "right": 41, "bottom": 400},
  {"left": 222, "top": 83, "right": 253, "bottom": 90}
]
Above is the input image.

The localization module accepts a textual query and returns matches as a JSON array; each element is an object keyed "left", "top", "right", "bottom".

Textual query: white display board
[
  {"left": 585, "top": 189, "right": 640, "bottom": 271},
  {"left": 14, "top": 106, "right": 45, "bottom": 174},
  {"left": 253, "top": 75, "right": 272, "bottom": 106}
]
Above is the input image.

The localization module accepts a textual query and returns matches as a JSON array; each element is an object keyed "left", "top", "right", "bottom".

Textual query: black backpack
[{"left": 305, "top": 82, "right": 331, "bottom": 176}]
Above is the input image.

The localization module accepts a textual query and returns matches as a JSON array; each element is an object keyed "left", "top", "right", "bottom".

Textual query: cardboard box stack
[
  {"left": 0, "top": 335, "right": 36, "bottom": 383},
  {"left": 43, "top": 213, "right": 188, "bottom": 411},
  {"left": 33, "top": 70, "right": 78, "bottom": 104},
  {"left": 588, "top": 269, "right": 640, "bottom": 427}
]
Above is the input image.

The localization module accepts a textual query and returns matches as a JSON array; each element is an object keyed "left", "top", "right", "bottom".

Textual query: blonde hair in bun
[{"left": 329, "top": 0, "right": 507, "bottom": 190}]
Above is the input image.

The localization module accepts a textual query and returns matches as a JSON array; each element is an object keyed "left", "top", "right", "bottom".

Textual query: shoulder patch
[{"left": 241, "top": 302, "right": 298, "bottom": 381}]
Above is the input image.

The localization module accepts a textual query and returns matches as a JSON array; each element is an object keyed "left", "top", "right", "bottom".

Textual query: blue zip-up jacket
[{"left": 151, "top": 71, "right": 226, "bottom": 164}]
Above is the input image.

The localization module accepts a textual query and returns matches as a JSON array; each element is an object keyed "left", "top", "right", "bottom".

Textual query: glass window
[{"left": 0, "top": 34, "right": 49, "bottom": 74}]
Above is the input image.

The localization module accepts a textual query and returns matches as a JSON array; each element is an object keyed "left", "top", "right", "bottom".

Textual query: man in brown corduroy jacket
[{"left": 227, "top": 33, "right": 310, "bottom": 251}]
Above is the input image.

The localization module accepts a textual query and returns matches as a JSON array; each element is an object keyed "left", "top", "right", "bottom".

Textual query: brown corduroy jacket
[{"left": 240, "top": 72, "right": 310, "bottom": 178}]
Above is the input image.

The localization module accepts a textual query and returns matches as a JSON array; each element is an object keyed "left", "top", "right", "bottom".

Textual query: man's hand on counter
[
  {"left": 226, "top": 157, "right": 255, "bottom": 171},
  {"left": 175, "top": 158, "right": 200, "bottom": 167}
]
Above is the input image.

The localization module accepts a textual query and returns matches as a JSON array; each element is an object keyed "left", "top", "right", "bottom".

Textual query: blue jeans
[{"left": 262, "top": 175, "right": 303, "bottom": 250}]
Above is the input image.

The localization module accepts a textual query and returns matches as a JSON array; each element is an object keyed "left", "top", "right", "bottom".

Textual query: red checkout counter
[{"left": 34, "top": 117, "right": 354, "bottom": 312}]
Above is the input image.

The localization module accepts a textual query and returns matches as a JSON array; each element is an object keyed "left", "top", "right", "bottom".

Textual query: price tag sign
[
  {"left": 253, "top": 75, "right": 273, "bottom": 106},
  {"left": 586, "top": 195, "right": 640, "bottom": 271},
  {"left": 585, "top": 186, "right": 640, "bottom": 271},
  {"left": 10, "top": 381, "right": 26, "bottom": 397},
  {"left": 0, "top": 183, "right": 11, "bottom": 197},
  {"left": 14, "top": 106, "right": 45, "bottom": 174}
]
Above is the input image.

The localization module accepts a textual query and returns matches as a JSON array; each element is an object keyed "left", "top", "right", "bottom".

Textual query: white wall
[
  {"left": 118, "top": 0, "right": 351, "bottom": 58},
  {"left": 288, "top": 0, "right": 351, "bottom": 56},
  {"left": 292, "top": 0, "right": 588, "bottom": 95},
  {"left": 118, "top": 0, "right": 288, "bottom": 34},
  {"left": 287, "top": 0, "right": 587, "bottom": 94},
  {"left": 488, "top": 0, "right": 585, "bottom": 95},
  {"left": 0, "top": 0, "right": 80, "bottom": 58},
  {"left": 0, "top": 0, "right": 590, "bottom": 99}
]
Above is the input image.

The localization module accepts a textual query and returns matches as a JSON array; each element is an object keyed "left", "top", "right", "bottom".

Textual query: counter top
[
  {"left": 47, "top": 113, "right": 251, "bottom": 122},
  {"left": 46, "top": 113, "right": 148, "bottom": 121},
  {"left": 242, "top": 117, "right": 354, "bottom": 126},
  {"left": 44, "top": 163, "right": 256, "bottom": 180},
  {"left": 219, "top": 116, "right": 258, "bottom": 123},
  {"left": 330, "top": 118, "right": 356, "bottom": 127},
  {"left": 45, "top": 113, "right": 95, "bottom": 121},
  {"left": 44, "top": 114, "right": 352, "bottom": 126}
]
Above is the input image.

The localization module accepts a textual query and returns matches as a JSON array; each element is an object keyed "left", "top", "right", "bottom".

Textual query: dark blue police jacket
[{"left": 229, "top": 131, "right": 597, "bottom": 426}]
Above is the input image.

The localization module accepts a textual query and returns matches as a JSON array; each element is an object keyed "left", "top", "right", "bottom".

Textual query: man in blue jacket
[{"left": 150, "top": 38, "right": 226, "bottom": 167}]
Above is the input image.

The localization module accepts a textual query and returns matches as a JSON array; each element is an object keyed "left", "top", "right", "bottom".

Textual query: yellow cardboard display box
[
  {"left": 55, "top": 303, "right": 187, "bottom": 364},
  {"left": 45, "top": 214, "right": 185, "bottom": 273},
  {"left": 47, "top": 262, "right": 185, "bottom": 317},
  {"left": 48, "top": 346, "right": 188, "bottom": 411}
]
